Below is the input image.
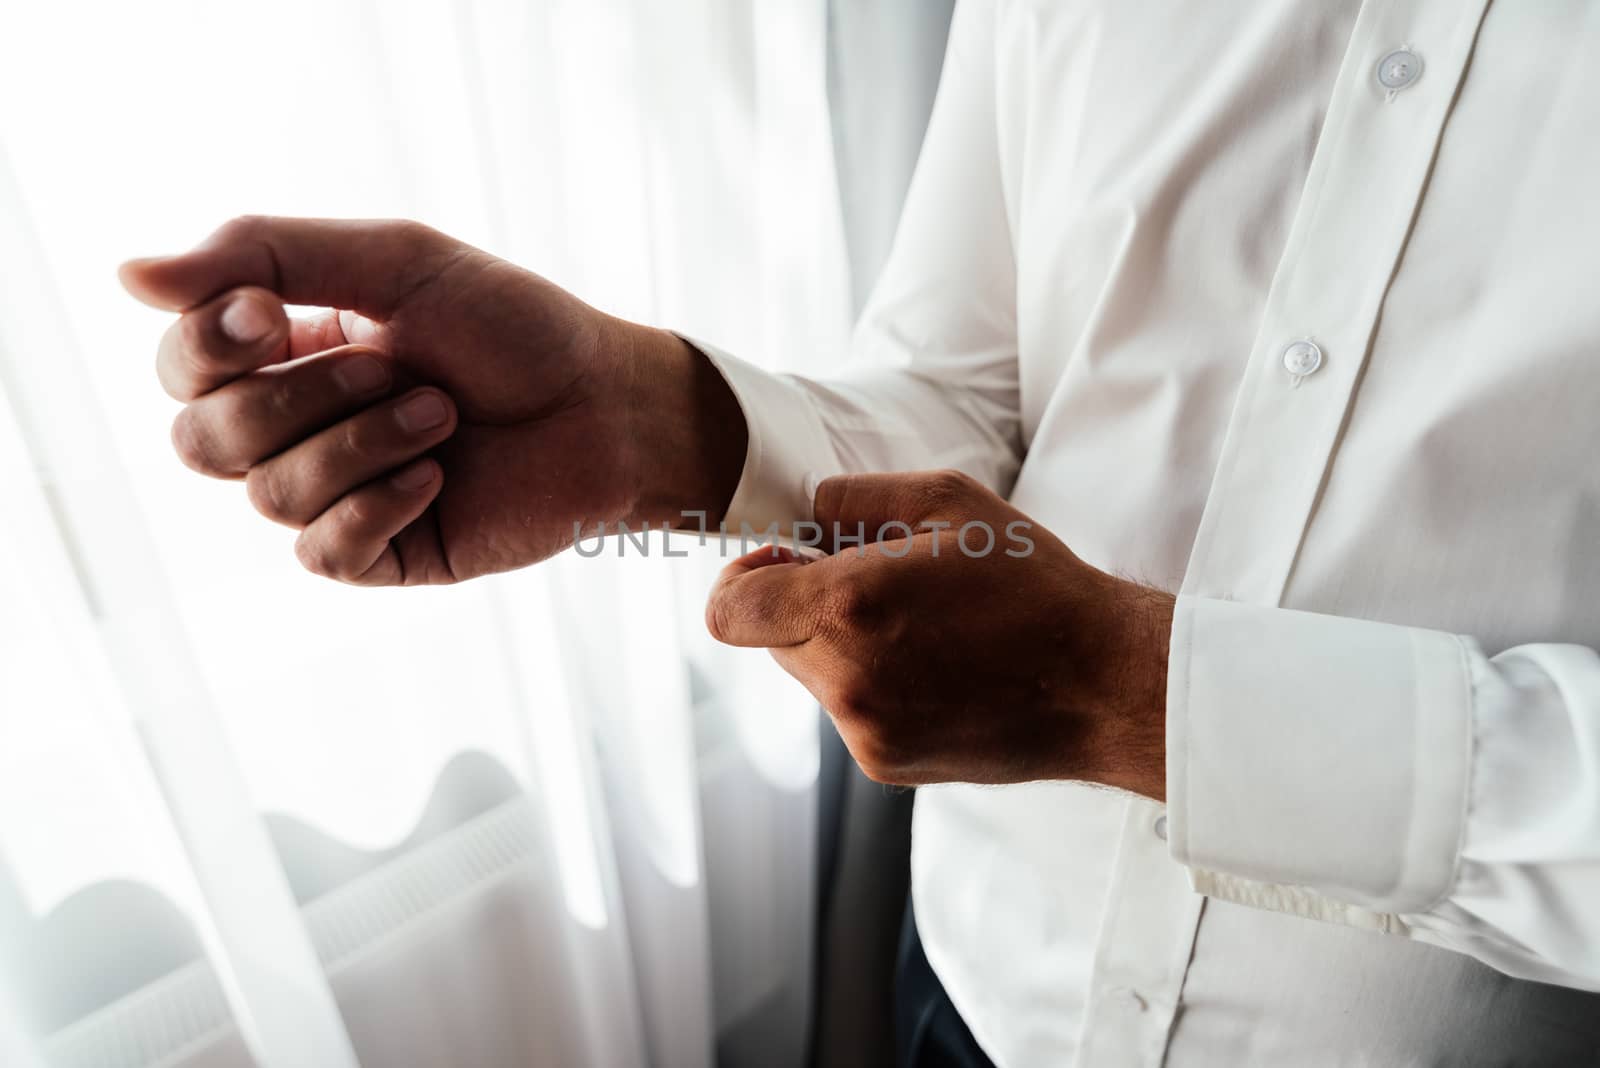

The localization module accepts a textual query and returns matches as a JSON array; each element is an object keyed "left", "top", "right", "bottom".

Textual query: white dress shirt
[{"left": 693, "top": 0, "right": 1600, "bottom": 1063}]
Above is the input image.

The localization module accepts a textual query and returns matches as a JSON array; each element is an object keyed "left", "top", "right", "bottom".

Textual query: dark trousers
[{"left": 894, "top": 902, "right": 998, "bottom": 1068}]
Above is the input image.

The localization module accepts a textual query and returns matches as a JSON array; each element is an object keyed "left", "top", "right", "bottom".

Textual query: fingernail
[
  {"left": 333, "top": 355, "right": 389, "bottom": 395},
  {"left": 219, "top": 297, "right": 273, "bottom": 343},
  {"left": 391, "top": 460, "right": 435, "bottom": 490},
  {"left": 395, "top": 392, "right": 448, "bottom": 433}
]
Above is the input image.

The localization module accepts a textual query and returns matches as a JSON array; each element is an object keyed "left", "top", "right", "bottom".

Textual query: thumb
[
  {"left": 118, "top": 216, "right": 459, "bottom": 316},
  {"left": 811, "top": 469, "right": 994, "bottom": 549}
]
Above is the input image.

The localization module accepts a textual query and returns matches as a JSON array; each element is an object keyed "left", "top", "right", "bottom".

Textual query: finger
[
  {"left": 285, "top": 310, "right": 390, "bottom": 361},
  {"left": 245, "top": 387, "right": 457, "bottom": 527},
  {"left": 155, "top": 285, "right": 290, "bottom": 401},
  {"left": 157, "top": 296, "right": 360, "bottom": 404},
  {"left": 705, "top": 545, "right": 827, "bottom": 648},
  {"left": 294, "top": 459, "right": 442, "bottom": 585},
  {"left": 170, "top": 345, "right": 395, "bottom": 479},
  {"left": 812, "top": 469, "right": 994, "bottom": 551},
  {"left": 119, "top": 216, "right": 461, "bottom": 317},
  {"left": 287, "top": 309, "right": 351, "bottom": 360}
]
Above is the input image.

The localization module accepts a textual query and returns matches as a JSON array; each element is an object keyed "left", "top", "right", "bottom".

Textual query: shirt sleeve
[
  {"left": 685, "top": 0, "right": 1021, "bottom": 533},
  {"left": 1166, "top": 593, "right": 1600, "bottom": 991}
]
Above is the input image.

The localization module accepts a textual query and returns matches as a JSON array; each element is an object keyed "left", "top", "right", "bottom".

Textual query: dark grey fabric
[
  {"left": 808, "top": 740, "right": 915, "bottom": 1067},
  {"left": 895, "top": 902, "right": 997, "bottom": 1068}
]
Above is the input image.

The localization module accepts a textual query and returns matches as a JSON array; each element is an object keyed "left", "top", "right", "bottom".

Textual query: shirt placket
[
  {"left": 1075, "top": 798, "right": 1202, "bottom": 1066},
  {"left": 1074, "top": 0, "right": 1494, "bottom": 1063},
  {"left": 1181, "top": 0, "right": 1492, "bottom": 608}
]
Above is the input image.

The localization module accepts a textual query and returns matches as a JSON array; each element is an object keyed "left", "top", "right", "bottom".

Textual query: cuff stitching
[{"left": 1413, "top": 632, "right": 1477, "bottom": 914}]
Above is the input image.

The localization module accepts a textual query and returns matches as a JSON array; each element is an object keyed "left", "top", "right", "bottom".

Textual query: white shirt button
[
  {"left": 1281, "top": 339, "right": 1323, "bottom": 378},
  {"left": 1153, "top": 814, "right": 1168, "bottom": 841},
  {"left": 1376, "top": 48, "right": 1423, "bottom": 92}
]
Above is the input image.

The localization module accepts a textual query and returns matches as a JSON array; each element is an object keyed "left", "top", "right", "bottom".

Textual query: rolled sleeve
[{"left": 1166, "top": 595, "right": 1474, "bottom": 914}]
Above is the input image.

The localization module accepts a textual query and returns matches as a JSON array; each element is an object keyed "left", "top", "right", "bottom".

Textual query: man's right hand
[{"left": 120, "top": 217, "right": 747, "bottom": 585}]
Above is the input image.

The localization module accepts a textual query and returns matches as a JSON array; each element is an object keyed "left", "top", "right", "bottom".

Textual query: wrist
[
  {"left": 610, "top": 320, "right": 748, "bottom": 530},
  {"left": 1080, "top": 575, "right": 1174, "bottom": 801}
]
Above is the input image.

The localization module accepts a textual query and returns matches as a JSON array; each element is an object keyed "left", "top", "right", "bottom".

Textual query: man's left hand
[{"left": 704, "top": 470, "right": 1174, "bottom": 796}]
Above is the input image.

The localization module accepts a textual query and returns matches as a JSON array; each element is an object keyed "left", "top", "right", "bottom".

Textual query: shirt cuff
[
  {"left": 675, "top": 334, "right": 842, "bottom": 532},
  {"left": 1165, "top": 595, "right": 1474, "bottom": 914}
]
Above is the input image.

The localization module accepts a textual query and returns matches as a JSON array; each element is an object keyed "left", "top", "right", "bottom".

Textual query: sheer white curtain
[{"left": 0, "top": 2, "right": 851, "bottom": 1065}]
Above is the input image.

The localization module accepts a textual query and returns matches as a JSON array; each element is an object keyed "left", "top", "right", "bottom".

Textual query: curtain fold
[
  {"left": 0, "top": 1, "right": 845, "bottom": 1065},
  {"left": 0, "top": 147, "right": 359, "bottom": 1067}
]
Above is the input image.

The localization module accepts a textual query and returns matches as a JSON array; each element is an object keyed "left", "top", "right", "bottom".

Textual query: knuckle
[
  {"left": 924, "top": 468, "right": 978, "bottom": 507},
  {"left": 293, "top": 536, "right": 335, "bottom": 579},
  {"left": 245, "top": 468, "right": 295, "bottom": 524},
  {"left": 389, "top": 225, "right": 470, "bottom": 308},
  {"left": 827, "top": 581, "right": 877, "bottom": 630},
  {"left": 393, "top": 218, "right": 442, "bottom": 251},
  {"left": 205, "top": 388, "right": 254, "bottom": 438},
  {"left": 813, "top": 475, "right": 848, "bottom": 518},
  {"left": 339, "top": 416, "right": 380, "bottom": 460},
  {"left": 214, "top": 214, "right": 266, "bottom": 245},
  {"left": 341, "top": 492, "right": 374, "bottom": 529},
  {"left": 266, "top": 372, "right": 312, "bottom": 423},
  {"left": 704, "top": 588, "right": 739, "bottom": 643},
  {"left": 170, "top": 409, "right": 227, "bottom": 476},
  {"left": 827, "top": 676, "right": 874, "bottom": 724}
]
